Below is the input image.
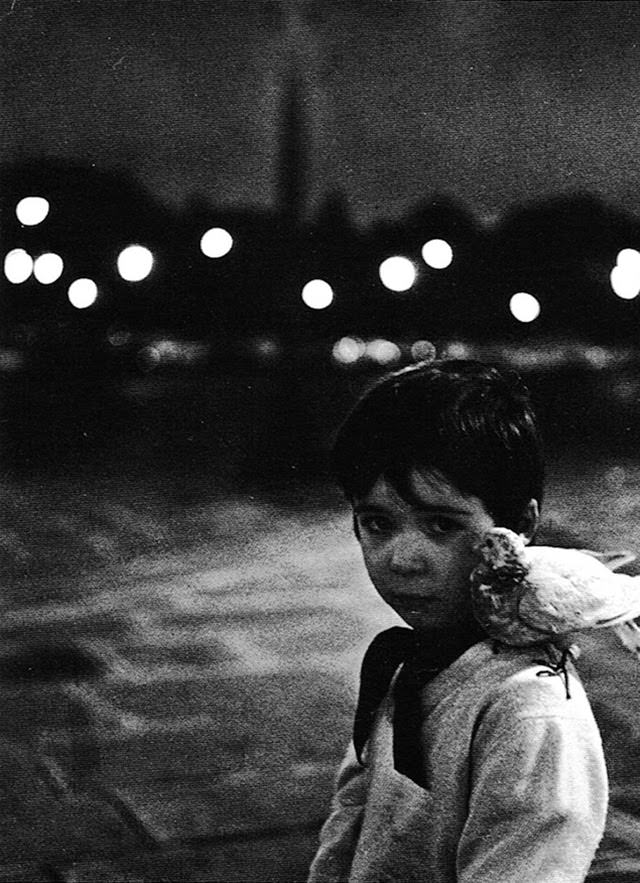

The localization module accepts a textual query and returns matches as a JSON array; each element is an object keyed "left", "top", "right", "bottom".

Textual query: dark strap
[
  {"left": 353, "top": 627, "right": 416, "bottom": 765},
  {"left": 353, "top": 626, "right": 479, "bottom": 786}
]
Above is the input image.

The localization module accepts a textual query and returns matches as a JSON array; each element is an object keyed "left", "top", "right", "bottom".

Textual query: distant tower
[
  {"left": 278, "top": 69, "right": 307, "bottom": 228},
  {"left": 276, "top": 0, "right": 312, "bottom": 228}
]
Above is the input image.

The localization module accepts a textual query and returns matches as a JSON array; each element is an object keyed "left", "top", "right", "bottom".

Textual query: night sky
[{"left": 3, "top": 0, "right": 640, "bottom": 226}]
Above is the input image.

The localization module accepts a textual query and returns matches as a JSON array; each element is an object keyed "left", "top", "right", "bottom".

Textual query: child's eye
[
  {"left": 423, "top": 515, "right": 459, "bottom": 536},
  {"left": 358, "top": 514, "right": 392, "bottom": 536}
]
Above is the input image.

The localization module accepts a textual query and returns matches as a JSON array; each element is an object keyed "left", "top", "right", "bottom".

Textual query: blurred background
[
  {"left": 1, "top": 1, "right": 640, "bottom": 880},
  {"left": 4, "top": 0, "right": 640, "bottom": 497}
]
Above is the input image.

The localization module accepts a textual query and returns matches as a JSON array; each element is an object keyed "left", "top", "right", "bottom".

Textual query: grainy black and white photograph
[{"left": 1, "top": 1, "right": 640, "bottom": 880}]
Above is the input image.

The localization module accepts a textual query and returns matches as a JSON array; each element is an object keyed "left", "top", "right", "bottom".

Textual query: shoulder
[
  {"left": 443, "top": 644, "right": 606, "bottom": 782},
  {"left": 489, "top": 645, "right": 594, "bottom": 720},
  {"left": 435, "top": 640, "right": 596, "bottom": 723}
]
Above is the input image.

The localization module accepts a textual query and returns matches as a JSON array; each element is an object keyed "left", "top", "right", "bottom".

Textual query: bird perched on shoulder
[{"left": 470, "top": 527, "right": 640, "bottom": 658}]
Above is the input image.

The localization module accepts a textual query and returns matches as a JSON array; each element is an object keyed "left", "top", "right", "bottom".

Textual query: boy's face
[{"left": 353, "top": 467, "right": 495, "bottom": 633}]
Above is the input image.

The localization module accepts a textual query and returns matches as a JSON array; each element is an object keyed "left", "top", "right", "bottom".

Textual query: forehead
[{"left": 356, "top": 467, "right": 489, "bottom": 518}]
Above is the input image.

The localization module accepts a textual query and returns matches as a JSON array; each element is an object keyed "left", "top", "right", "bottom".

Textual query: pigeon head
[{"left": 474, "top": 527, "right": 530, "bottom": 579}]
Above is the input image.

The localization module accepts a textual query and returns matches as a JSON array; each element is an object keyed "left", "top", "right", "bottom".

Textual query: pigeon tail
[{"left": 612, "top": 619, "right": 640, "bottom": 661}]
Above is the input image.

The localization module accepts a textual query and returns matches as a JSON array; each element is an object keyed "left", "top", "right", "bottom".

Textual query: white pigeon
[{"left": 470, "top": 527, "right": 640, "bottom": 657}]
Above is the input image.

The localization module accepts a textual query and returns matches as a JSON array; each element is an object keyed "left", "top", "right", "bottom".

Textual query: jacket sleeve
[
  {"left": 307, "top": 743, "right": 369, "bottom": 883},
  {"left": 457, "top": 678, "right": 608, "bottom": 883}
]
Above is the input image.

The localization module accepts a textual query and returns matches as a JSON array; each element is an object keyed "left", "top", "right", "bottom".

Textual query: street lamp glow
[
  {"left": 4, "top": 248, "right": 33, "bottom": 284},
  {"left": 332, "top": 336, "right": 366, "bottom": 365},
  {"left": 378, "top": 256, "right": 417, "bottom": 292},
  {"left": 421, "top": 238, "right": 453, "bottom": 269},
  {"left": 366, "top": 338, "right": 402, "bottom": 365},
  {"left": 16, "top": 196, "right": 49, "bottom": 226},
  {"left": 117, "top": 245, "right": 154, "bottom": 281},
  {"left": 301, "top": 279, "right": 334, "bottom": 310},
  {"left": 200, "top": 227, "right": 233, "bottom": 258},
  {"left": 68, "top": 278, "right": 98, "bottom": 309},
  {"left": 616, "top": 248, "right": 640, "bottom": 271},
  {"left": 33, "top": 252, "right": 64, "bottom": 284},
  {"left": 610, "top": 265, "right": 640, "bottom": 300},
  {"left": 509, "top": 291, "right": 540, "bottom": 323},
  {"left": 411, "top": 339, "right": 437, "bottom": 362}
]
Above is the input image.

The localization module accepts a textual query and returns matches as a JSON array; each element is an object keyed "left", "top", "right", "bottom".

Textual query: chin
[
  {"left": 392, "top": 606, "right": 474, "bottom": 635},
  {"left": 393, "top": 609, "right": 439, "bottom": 631}
]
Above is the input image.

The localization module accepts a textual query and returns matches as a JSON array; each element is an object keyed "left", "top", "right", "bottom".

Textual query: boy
[{"left": 308, "top": 359, "right": 607, "bottom": 883}]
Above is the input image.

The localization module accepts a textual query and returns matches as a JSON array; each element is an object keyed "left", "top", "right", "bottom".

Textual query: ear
[{"left": 518, "top": 498, "right": 539, "bottom": 544}]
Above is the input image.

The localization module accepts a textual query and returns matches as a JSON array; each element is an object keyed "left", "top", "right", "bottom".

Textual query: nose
[{"left": 388, "top": 529, "right": 431, "bottom": 575}]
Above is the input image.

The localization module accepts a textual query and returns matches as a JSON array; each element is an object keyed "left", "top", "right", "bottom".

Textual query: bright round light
[
  {"left": 68, "top": 278, "right": 98, "bottom": 309},
  {"left": 301, "top": 279, "right": 334, "bottom": 310},
  {"left": 610, "top": 265, "right": 640, "bottom": 300},
  {"left": 332, "top": 336, "right": 366, "bottom": 366},
  {"left": 16, "top": 196, "right": 49, "bottom": 226},
  {"left": 378, "top": 256, "right": 417, "bottom": 292},
  {"left": 411, "top": 340, "right": 437, "bottom": 362},
  {"left": 366, "top": 339, "right": 402, "bottom": 365},
  {"left": 421, "top": 238, "right": 453, "bottom": 269},
  {"left": 33, "top": 252, "right": 63, "bottom": 285},
  {"left": 509, "top": 292, "right": 541, "bottom": 323},
  {"left": 200, "top": 227, "right": 233, "bottom": 258},
  {"left": 4, "top": 249, "right": 33, "bottom": 284},
  {"left": 117, "top": 245, "right": 154, "bottom": 282},
  {"left": 616, "top": 248, "right": 640, "bottom": 271}
]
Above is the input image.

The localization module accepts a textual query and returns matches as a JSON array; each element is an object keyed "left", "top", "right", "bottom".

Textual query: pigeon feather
[{"left": 470, "top": 527, "right": 640, "bottom": 652}]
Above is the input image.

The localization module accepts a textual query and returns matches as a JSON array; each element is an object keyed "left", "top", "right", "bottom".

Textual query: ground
[{"left": 0, "top": 443, "right": 639, "bottom": 880}]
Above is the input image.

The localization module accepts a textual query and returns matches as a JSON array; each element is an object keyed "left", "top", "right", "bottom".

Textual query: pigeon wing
[{"left": 519, "top": 546, "right": 640, "bottom": 634}]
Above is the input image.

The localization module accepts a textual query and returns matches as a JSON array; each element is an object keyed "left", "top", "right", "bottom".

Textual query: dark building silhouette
[{"left": 278, "top": 72, "right": 307, "bottom": 229}]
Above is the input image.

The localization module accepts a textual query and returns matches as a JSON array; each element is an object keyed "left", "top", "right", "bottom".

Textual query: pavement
[{"left": 0, "top": 493, "right": 638, "bottom": 882}]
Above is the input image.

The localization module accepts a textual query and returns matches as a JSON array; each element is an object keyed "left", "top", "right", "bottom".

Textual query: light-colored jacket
[{"left": 308, "top": 640, "right": 607, "bottom": 883}]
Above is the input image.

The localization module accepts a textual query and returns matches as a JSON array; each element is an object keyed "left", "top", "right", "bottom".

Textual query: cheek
[
  {"left": 361, "top": 546, "right": 383, "bottom": 576},
  {"left": 360, "top": 544, "right": 392, "bottom": 588},
  {"left": 441, "top": 541, "right": 478, "bottom": 590}
]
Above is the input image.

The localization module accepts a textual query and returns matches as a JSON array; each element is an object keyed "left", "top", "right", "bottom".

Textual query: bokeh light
[
  {"left": 378, "top": 256, "right": 417, "bottom": 292},
  {"left": 366, "top": 338, "right": 402, "bottom": 365},
  {"left": 200, "top": 227, "right": 233, "bottom": 258},
  {"left": 247, "top": 336, "right": 282, "bottom": 362},
  {"left": 4, "top": 249, "right": 33, "bottom": 284},
  {"left": 421, "top": 238, "right": 453, "bottom": 269},
  {"left": 332, "top": 336, "right": 366, "bottom": 366},
  {"left": 509, "top": 291, "right": 541, "bottom": 323},
  {"left": 583, "top": 346, "right": 609, "bottom": 370},
  {"left": 411, "top": 340, "right": 437, "bottom": 362},
  {"left": 301, "top": 279, "right": 334, "bottom": 310},
  {"left": 610, "top": 265, "right": 640, "bottom": 300},
  {"left": 68, "top": 278, "right": 98, "bottom": 309},
  {"left": 16, "top": 196, "right": 49, "bottom": 226},
  {"left": 33, "top": 252, "right": 63, "bottom": 285},
  {"left": 616, "top": 248, "right": 640, "bottom": 271},
  {"left": 117, "top": 245, "right": 154, "bottom": 282},
  {"left": 441, "top": 341, "right": 471, "bottom": 359}
]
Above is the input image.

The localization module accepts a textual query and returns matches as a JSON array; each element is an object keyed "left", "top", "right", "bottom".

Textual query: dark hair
[{"left": 332, "top": 359, "right": 544, "bottom": 530}]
